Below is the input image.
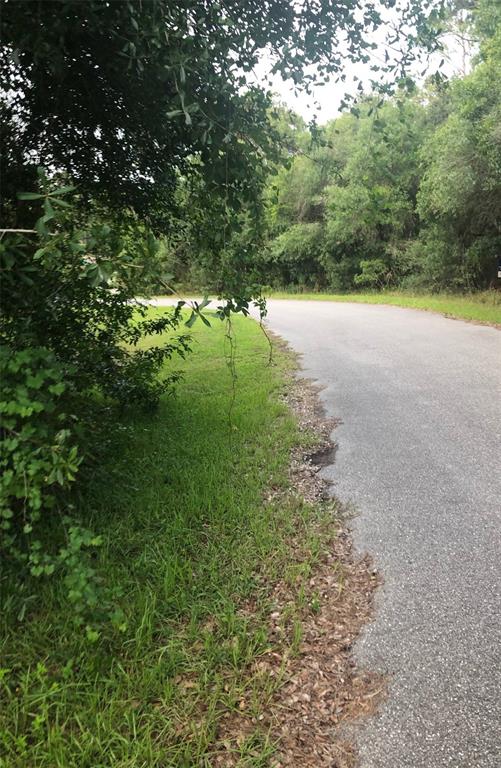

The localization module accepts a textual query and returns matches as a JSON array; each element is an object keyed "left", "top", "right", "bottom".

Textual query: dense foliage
[
  {"left": 0, "top": 189, "right": 191, "bottom": 623},
  {"left": 1, "top": 0, "right": 441, "bottom": 615},
  {"left": 1, "top": 0, "right": 440, "bottom": 230},
  {"left": 167, "top": 1, "right": 500, "bottom": 293},
  {"left": 253, "top": 4, "right": 501, "bottom": 293}
]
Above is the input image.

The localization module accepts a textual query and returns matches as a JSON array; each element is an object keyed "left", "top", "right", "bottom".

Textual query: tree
[
  {"left": 260, "top": 96, "right": 427, "bottom": 290},
  {"left": 254, "top": 3, "right": 500, "bottom": 293},
  {"left": 1, "top": 0, "right": 441, "bottom": 228},
  {"left": 417, "top": 22, "right": 501, "bottom": 288}
]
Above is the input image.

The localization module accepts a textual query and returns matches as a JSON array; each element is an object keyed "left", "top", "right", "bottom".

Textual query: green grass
[
  {"left": 0, "top": 312, "right": 329, "bottom": 768},
  {"left": 266, "top": 289, "right": 501, "bottom": 326}
]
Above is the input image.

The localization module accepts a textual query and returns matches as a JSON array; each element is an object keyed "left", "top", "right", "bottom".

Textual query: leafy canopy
[{"left": 1, "top": 0, "right": 442, "bottom": 228}]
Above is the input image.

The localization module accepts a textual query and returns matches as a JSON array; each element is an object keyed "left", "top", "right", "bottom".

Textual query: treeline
[
  {"left": 169, "top": 2, "right": 501, "bottom": 293},
  {"left": 262, "top": 6, "right": 501, "bottom": 293}
]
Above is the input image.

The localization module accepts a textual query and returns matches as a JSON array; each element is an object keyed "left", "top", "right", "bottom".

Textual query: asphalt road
[{"left": 263, "top": 300, "right": 501, "bottom": 768}]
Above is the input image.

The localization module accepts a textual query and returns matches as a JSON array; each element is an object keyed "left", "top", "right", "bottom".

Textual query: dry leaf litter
[{"left": 209, "top": 348, "right": 384, "bottom": 767}]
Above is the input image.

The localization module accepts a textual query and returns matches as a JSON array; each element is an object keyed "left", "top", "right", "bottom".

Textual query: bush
[
  {"left": 264, "top": 222, "right": 325, "bottom": 287},
  {"left": 0, "top": 179, "right": 191, "bottom": 622},
  {"left": 0, "top": 346, "right": 80, "bottom": 563},
  {"left": 402, "top": 228, "right": 500, "bottom": 292},
  {"left": 0, "top": 346, "right": 111, "bottom": 631},
  {"left": 354, "top": 258, "right": 391, "bottom": 288}
]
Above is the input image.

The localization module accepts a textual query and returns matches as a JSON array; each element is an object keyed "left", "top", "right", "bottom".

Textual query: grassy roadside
[
  {"left": 265, "top": 290, "right": 501, "bottom": 326},
  {"left": 0, "top": 312, "right": 337, "bottom": 767}
]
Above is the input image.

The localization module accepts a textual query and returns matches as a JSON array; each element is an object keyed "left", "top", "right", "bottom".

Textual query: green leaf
[
  {"left": 50, "top": 197, "right": 72, "bottom": 208},
  {"left": 50, "top": 185, "right": 76, "bottom": 196},
  {"left": 35, "top": 218, "right": 47, "bottom": 235},
  {"left": 17, "top": 192, "right": 44, "bottom": 200},
  {"left": 44, "top": 199, "right": 55, "bottom": 219}
]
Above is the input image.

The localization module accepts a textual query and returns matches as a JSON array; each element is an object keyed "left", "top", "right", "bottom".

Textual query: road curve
[{"left": 263, "top": 300, "right": 501, "bottom": 768}]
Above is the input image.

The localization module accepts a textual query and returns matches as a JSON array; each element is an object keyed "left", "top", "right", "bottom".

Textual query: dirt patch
[{"left": 212, "top": 343, "right": 384, "bottom": 767}]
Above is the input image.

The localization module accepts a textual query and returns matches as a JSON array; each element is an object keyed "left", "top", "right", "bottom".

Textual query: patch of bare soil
[{"left": 214, "top": 349, "right": 384, "bottom": 767}]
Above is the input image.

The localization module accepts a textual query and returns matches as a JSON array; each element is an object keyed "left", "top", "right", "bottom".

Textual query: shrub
[
  {"left": 0, "top": 346, "right": 80, "bottom": 564},
  {"left": 264, "top": 222, "right": 325, "bottom": 287},
  {"left": 354, "top": 258, "right": 391, "bottom": 289},
  {"left": 0, "top": 180, "right": 191, "bottom": 622}
]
